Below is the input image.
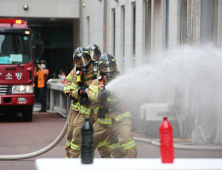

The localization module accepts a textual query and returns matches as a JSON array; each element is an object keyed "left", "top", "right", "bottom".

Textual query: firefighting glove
[
  {"left": 78, "top": 88, "right": 87, "bottom": 97},
  {"left": 66, "top": 93, "right": 76, "bottom": 100},
  {"left": 79, "top": 96, "right": 91, "bottom": 107},
  {"left": 98, "top": 90, "right": 111, "bottom": 102},
  {"left": 97, "top": 108, "right": 108, "bottom": 119}
]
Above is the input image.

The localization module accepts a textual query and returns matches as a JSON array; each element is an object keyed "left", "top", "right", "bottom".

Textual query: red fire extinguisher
[
  {"left": 61, "top": 72, "right": 66, "bottom": 84},
  {"left": 159, "top": 117, "right": 174, "bottom": 163}
]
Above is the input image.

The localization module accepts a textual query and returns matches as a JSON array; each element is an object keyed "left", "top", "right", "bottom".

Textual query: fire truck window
[
  {"left": 0, "top": 35, "right": 5, "bottom": 54},
  {"left": 0, "top": 35, "right": 31, "bottom": 64},
  {"left": 1, "top": 36, "right": 13, "bottom": 55}
]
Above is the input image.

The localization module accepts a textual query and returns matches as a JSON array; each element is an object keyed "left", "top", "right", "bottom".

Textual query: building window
[
  {"left": 132, "top": 3, "right": 136, "bottom": 67},
  {"left": 165, "top": 0, "right": 169, "bottom": 49},
  {"left": 144, "top": 0, "right": 148, "bottom": 56},
  {"left": 144, "top": 0, "right": 151, "bottom": 62},
  {"left": 200, "top": 0, "right": 213, "bottom": 44},
  {"left": 112, "top": 9, "right": 116, "bottom": 56},
  {"left": 180, "top": 0, "right": 187, "bottom": 45},
  {"left": 121, "top": 6, "right": 125, "bottom": 71},
  {"left": 87, "top": 17, "right": 90, "bottom": 45}
]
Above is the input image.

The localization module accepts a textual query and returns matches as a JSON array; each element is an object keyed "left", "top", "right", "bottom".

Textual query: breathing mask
[
  {"left": 41, "top": 64, "right": 46, "bottom": 68},
  {"left": 100, "top": 65, "right": 116, "bottom": 80}
]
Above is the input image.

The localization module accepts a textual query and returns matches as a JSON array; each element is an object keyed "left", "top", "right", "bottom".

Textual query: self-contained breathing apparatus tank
[{"left": 93, "top": 60, "right": 98, "bottom": 76}]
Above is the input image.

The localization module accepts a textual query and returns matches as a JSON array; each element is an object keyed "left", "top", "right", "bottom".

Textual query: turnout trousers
[
  {"left": 94, "top": 117, "right": 137, "bottom": 158},
  {"left": 65, "top": 109, "right": 79, "bottom": 158},
  {"left": 69, "top": 111, "right": 125, "bottom": 158}
]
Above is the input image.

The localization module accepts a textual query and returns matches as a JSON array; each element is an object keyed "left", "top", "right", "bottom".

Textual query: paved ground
[{"left": 0, "top": 109, "right": 222, "bottom": 170}]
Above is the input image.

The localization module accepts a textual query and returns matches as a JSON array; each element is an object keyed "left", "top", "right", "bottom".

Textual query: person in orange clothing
[{"left": 34, "top": 60, "right": 49, "bottom": 112}]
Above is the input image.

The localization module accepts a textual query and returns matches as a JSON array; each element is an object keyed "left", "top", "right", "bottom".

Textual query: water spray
[{"left": 106, "top": 45, "right": 222, "bottom": 143}]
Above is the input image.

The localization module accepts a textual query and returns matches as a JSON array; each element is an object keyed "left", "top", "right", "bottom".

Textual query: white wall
[
  {"left": 81, "top": 0, "right": 181, "bottom": 71},
  {"left": 215, "top": 0, "right": 222, "bottom": 144},
  {"left": 124, "top": 1, "right": 134, "bottom": 72},
  {"left": 151, "top": 0, "right": 163, "bottom": 55},
  {"left": 0, "top": 0, "right": 79, "bottom": 18},
  {"left": 218, "top": 0, "right": 222, "bottom": 48},
  {"left": 168, "top": 0, "right": 179, "bottom": 48},
  {"left": 81, "top": 0, "right": 103, "bottom": 54}
]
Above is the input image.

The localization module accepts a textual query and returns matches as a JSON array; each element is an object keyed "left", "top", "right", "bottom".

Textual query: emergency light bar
[{"left": 0, "top": 19, "right": 24, "bottom": 24}]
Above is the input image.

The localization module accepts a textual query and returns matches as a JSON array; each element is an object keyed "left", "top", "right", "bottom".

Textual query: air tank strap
[{"left": 84, "top": 75, "right": 97, "bottom": 81}]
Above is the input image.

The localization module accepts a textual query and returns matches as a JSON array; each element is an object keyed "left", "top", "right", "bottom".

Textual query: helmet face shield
[
  {"left": 74, "top": 56, "right": 90, "bottom": 68},
  {"left": 98, "top": 53, "right": 116, "bottom": 73},
  {"left": 86, "top": 44, "right": 101, "bottom": 61},
  {"left": 99, "top": 65, "right": 115, "bottom": 73},
  {"left": 90, "top": 51, "right": 100, "bottom": 61}
]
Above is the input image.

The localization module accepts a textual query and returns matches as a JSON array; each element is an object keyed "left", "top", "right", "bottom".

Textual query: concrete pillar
[
  {"left": 50, "top": 89, "right": 54, "bottom": 111},
  {"left": 59, "top": 91, "right": 63, "bottom": 114}
]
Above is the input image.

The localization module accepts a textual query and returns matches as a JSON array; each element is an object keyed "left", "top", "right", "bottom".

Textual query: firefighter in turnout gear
[
  {"left": 87, "top": 53, "right": 137, "bottom": 158},
  {"left": 69, "top": 47, "right": 125, "bottom": 158},
  {"left": 69, "top": 47, "right": 112, "bottom": 158},
  {"left": 63, "top": 49, "right": 80, "bottom": 158},
  {"left": 86, "top": 44, "right": 126, "bottom": 158}
]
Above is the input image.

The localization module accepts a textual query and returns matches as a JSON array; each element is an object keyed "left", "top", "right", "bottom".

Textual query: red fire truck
[{"left": 0, "top": 19, "right": 39, "bottom": 121}]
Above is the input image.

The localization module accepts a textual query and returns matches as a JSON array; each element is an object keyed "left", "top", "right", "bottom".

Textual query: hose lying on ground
[
  {"left": 0, "top": 107, "right": 71, "bottom": 160},
  {"left": 134, "top": 137, "right": 222, "bottom": 151},
  {"left": 0, "top": 120, "right": 68, "bottom": 160}
]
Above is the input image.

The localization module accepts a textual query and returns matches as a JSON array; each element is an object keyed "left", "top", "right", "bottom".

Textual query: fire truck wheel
[{"left": 22, "top": 106, "right": 33, "bottom": 122}]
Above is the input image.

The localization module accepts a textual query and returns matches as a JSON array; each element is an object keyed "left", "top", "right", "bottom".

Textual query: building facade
[
  {"left": 81, "top": 0, "right": 222, "bottom": 144},
  {"left": 81, "top": 0, "right": 222, "bottom": 72}
]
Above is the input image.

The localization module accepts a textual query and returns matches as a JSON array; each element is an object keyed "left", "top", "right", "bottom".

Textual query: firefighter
[
  {"left": 86, "top": 44, "right": 126, "bottom": 158},
  {"left": 63, "top": 49, "right": 80, "bottom": 158},
  {"left": 87, "top": 53, "right": 137, "bottom": 158},
  {"left": 85, "top": 44, "right": 101, "bottom": 77},
  {"left": 68, "top": 47, "right": 110, "bottom": 158},
  {"left": 69, "top": 47, "right": 125, "bottom": 158}
]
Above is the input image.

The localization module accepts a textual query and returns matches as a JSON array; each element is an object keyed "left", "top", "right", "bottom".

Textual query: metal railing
[{"left": 47, "top": 79, "right": 70, "bottom": 118}]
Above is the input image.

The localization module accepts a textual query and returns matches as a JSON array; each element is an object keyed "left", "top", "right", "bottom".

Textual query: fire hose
[
  {"left": 0, "top": 120, "right": 68, "bottom": 160},
  {"left": 134, "top": 137, "right": 222, "bottom": 151},
  {"left": 0, "top": 106, "right": 71, "bottom": 160},
  {"left": 0, "top": 115, "right": 68, "bottom": 160},
  {"left": 0, "top": 112, "right": 222, "bottom": 160}
]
